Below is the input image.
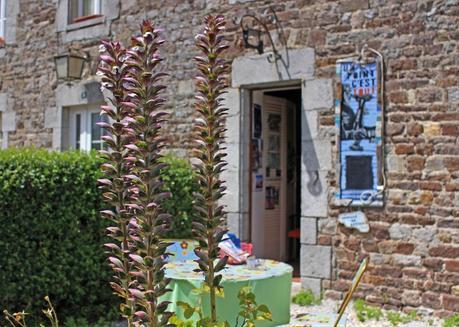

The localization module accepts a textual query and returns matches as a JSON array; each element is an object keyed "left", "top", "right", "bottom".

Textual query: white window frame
[
  {"left": 0, "top": 0, "right": 6, "bottom": 40},
  {"left": 68, "top": 0, "right": 101, "bottom": 24},
  {"left": 69, "top": 105, "right": 105, "bottom": 152},
  {"left": 93, "top": 0, "right": 101, "bottom": 14}
]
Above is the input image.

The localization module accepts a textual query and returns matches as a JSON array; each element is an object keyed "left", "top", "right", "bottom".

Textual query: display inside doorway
[{"left": 336, "top": 60, "right": 384, "bottom": 206}]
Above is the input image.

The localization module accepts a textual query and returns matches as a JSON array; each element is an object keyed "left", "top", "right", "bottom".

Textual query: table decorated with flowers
[{"left": 163, "top": 259, "right": 293, "bottom": 326}]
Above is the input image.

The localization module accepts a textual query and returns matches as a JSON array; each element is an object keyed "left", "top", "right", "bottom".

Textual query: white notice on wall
[{"left": 338, "top": 211, "right": 370, "bottom": 233}]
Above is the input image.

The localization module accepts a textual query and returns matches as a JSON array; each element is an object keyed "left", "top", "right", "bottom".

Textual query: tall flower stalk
[
  {"left": 98, "top": 40, "right": 135, "bottom": 326},
  {"left": 124, "top": 20, "right": 172, "bottom": 327},
  {"left": 192, "top": 15, "right": 230, "bottom": 323}
]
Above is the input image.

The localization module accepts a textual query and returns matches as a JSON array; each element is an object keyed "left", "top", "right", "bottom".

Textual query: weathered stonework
[
  {"left": 0, "top": 0, "right": 458, "bottom": 316},
  {"left": 0, "top": 92, "right": 15, "bottom": 149}
]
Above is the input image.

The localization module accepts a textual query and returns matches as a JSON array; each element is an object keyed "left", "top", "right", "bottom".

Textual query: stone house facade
[{"left": 0, "top": 0, "right": 458, "bottom": 317}]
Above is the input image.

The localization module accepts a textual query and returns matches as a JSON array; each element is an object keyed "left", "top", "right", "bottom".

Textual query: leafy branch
[{"left": 235, "top": 287, "right": 272, "bottom": 327}]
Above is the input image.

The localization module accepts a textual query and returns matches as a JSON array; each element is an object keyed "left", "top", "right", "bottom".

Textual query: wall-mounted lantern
[
  {"left": 235, "top": 7, "right": 286, "bottom": 63},
  {"left": 54, "top": 53, "right": 88, "bottom": 81},
  {"left": 242, "top": 22, "right": 264, "bottom": 55}
]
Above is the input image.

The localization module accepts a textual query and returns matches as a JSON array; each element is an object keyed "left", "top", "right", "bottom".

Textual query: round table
[{"left": 163, "top": 259, "right": 293, "bottom": 326}]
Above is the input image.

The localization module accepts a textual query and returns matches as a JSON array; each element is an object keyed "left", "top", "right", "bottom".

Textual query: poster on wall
[
  {"left": 336, "top": 60, "right": 383, "bottom": 206},
  {"left": 265, "top": 186, "right": 279, "bottom": 210},
  {"left": 255, "top": 174, "right": 263, "bottom": 191},
  {"left": 268, "top": 113, "right": 281, "bottom": 132},
  {"left": 267, "top": 135, "right": 280, "bottom": 171},
  {"left": 251, "top": 138, "right": 262, "bottom": 172},
  {"left": 253, "top": 104, "right": 262, "bottom": 139}
]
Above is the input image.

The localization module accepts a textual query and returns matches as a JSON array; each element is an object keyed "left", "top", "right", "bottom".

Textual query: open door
[{"left": 251, "top": 93, "right": 289, "bottom": 261}]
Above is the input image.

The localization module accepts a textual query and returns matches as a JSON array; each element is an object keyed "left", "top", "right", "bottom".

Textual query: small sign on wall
[
  {"left": 335, "top": 59, "right": 384, "bottom": 206},
  {"left": 338, "top": 211, "right": 370, "bottom": 233}
]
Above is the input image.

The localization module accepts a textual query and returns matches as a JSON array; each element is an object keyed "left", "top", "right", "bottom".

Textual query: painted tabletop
[{"left": 165, "top": 259, "right": 293, "bottom": 281}]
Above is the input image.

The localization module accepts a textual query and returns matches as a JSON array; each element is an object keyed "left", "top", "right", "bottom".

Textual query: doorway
[{"left": 249, "top": 87, "right": 301, "bottom": 270}]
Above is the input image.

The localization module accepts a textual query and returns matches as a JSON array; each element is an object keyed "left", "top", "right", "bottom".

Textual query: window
[
  {"left": 69, "top": 106, "right": 107, "bottom": 151},
  {"left": 68, "top": 0, "right": 101, "bottom": 24},
  {"left": 0, "top": 0, "right": 6, "bottom": 40},
  {"left": 57, "top": 0, "right": 118, "bottom": 43}
]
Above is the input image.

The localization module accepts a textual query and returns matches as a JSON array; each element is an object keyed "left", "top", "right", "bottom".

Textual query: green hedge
[
  {"left": 160, "top": 153, "right": 198, "bottom": 239},
  {"left": 0, "top": 148, "right": 117, "bottom": 324}
]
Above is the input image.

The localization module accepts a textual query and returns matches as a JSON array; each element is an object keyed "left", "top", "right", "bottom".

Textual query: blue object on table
[{"left": 226, "top": 232, "right": 241, "bottom": 248}]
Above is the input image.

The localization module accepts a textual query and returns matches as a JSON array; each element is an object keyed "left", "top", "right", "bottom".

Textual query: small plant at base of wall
[
  {"left": 353, "top": 299, "right": 383, "bottom": 322},
  {"left": 292, "top": 289, "right": 323, "bottom": 306},
  {"left": 443, "top": 313, "right": 459, "bottom": 327},
  {"left": 353, "top": 299, "right": 421, "bottom": 326},
  {"left": 386, "top": 310, "right": 418, "bottom": 326}
]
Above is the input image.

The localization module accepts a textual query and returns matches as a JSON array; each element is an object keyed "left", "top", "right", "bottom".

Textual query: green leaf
[{"left": 257, "top": 304, "right": 270, "bottom": 314}]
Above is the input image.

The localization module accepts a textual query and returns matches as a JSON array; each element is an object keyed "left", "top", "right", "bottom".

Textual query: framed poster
[{"left": 336, "top": 59, "right": 383, "bottom": 206}]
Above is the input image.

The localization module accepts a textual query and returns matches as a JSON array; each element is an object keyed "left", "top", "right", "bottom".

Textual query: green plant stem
[
  {"left": 115, "top": 116, "right": 134, "bottom": 327},
  {"left": 207, "top": 174, "right": 217, "bottom": 323},
  {"left": 209, "top": 264, "right": 217, "bottom": 322},
  {"left": 119, "top": 211, "right": 134, "bottom": 327},
  {"left": 142, "top": 61, "right": 157, "bottom": 327}
]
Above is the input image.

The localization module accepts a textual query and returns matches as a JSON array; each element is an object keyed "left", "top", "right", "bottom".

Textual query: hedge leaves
[{"left": 0, "top": 148, "right": 117, "bottom": 324}]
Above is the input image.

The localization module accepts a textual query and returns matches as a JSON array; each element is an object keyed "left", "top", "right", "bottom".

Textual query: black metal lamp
[
  {"left": 242, "top": 24, "right": 264, "bottom": 55},
  {"left": 235, "top": 7, "right": 285, "bottom": 62},
  {"left": 54, "top": 53, "right": 87, "bottom": 81}
]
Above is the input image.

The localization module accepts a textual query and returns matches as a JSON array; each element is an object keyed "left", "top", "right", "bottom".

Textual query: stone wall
[
  {"left": 312, "top": 0, "right": 459, "bottom": 318},
  {"left": 0, "top": 0, "right": 458, "bottom": 316}
]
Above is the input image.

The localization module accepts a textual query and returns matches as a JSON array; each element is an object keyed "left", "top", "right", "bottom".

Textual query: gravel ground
[{"left": 289, "top": 299, "right": 445, "bottom": 327}]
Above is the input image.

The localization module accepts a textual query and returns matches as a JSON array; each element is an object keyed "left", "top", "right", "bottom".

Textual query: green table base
[{"left": 163, "top": 260, "right": 292, "bottom": 326}]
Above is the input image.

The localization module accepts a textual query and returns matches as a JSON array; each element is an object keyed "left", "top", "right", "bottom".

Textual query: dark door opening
[{"left": 249, "top": 87, "right": 301, "bottom": 277}]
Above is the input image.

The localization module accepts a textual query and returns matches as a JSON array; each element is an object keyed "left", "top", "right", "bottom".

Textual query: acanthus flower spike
[
  {"left": 97, "top": 40, "right": 137, "bottom": 327},
  {"left": 191, "top": 14, "right": 231, "bottom": 324}
]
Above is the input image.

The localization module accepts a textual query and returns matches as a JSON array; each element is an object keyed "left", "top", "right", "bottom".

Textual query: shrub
[
  {"left": 386, "top": 310, "right": 417, "bottom": 326},
  {"left": 353, "top": 299, "right": 383, "bottom": 322},
  {"left": 292, "top": 289, "right": 322, "bottom": 306},
  {"left": 160, "top": 153, "right": 197, "bottom": 239},
  {"left": 0, "top": 148, "right": 117, "bottom": 325},
  {"left": 443, "top": 313, "right": 459, "bottom": 327}
]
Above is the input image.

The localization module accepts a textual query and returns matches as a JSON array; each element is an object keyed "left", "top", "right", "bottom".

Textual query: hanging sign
[{"left": 336, "top": 59, "right": 383, "bottom": 206}]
